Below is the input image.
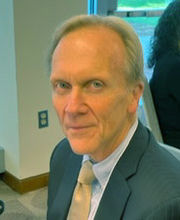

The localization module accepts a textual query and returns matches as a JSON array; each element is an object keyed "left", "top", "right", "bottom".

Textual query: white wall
[
  {"left": 0, "top": 0, "right": 20, "bottom": 177},
  {"left": 0, "top": 0, "right": 87, "bottom": 179}
]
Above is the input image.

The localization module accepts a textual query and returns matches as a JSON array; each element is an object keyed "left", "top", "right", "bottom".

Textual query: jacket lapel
[
  {"left": 95, "top": 122, "right": 149, "bottom": 220},
  {"left": 51, "top": 153, "right": 82, "bottom": 220},
  {"left": 94, "top": 168, "right": 131, "bottom": 220}
]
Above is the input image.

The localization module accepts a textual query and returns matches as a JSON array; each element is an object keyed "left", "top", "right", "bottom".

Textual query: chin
[
  {"left": 68, "top": 137, "right": 97, "bottom": 156},
  {"left": 69, "top": 139, "right": 90, "bottom": 155}
]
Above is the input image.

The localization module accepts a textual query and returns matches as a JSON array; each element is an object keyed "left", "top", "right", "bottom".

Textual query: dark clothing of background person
[
  {"left": 0, "top": 200, "right": 4, "bottom": 215},
  {"left": 150, "top": 51, "right": 180, "bottom": 148}
]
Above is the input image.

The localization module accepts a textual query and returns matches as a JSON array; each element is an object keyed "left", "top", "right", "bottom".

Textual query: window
[
  {"left": 89, "top": 0, "right": 173, "bottom": 79},
  {"left": 116, "top": 0, "right": 172, "bottom": 79},
  {"left": 118, "top": 0, "right": 170, "bottom": 10}
]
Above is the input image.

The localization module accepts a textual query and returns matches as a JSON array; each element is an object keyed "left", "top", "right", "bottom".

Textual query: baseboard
[{"left": 2, "top": 171, "right": 49, "bottom": 194}]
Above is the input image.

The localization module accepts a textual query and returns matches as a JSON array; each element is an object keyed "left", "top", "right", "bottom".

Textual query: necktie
[{"left": 67, "top": 160, "right": 95, "bottom": 220}]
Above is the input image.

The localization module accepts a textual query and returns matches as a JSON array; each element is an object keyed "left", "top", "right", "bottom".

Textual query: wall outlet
[{"left": 38, "top": 110, "right": 48, "bottom": 128}]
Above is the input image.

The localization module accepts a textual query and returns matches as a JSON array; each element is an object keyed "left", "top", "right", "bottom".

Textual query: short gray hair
[{"left": 48, "top": 15, "right": 145, "bottom": 84}]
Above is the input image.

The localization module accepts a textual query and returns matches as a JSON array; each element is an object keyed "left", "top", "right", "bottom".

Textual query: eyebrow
[{"left": 50, "top": 73, "right": 108, "bottom": 85}]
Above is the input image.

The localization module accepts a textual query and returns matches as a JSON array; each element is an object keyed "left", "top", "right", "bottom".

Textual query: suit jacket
[
  {"left": 47, "top": 122, "right": 180, "bottom": 220},
  {"left": 150, "top": 51, "right": 180, "bottom": 148}
]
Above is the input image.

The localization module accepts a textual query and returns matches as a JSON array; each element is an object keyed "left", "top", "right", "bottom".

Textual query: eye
[
  {"left": 91, "top": 80, "right": 104, "bottom": 89},
  {"left": 56, "top": 81, "right": 71, "bottom": 89},
  {"left": 53, "top": 80, "right": 71, "bottom": 94}
]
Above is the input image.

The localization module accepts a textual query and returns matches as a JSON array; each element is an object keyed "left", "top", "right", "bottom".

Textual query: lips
[
  {"left": 64, "top": 123, "right": 95, "bottom": 133},
  {"left": 66, "top": 125, "right": 93, "bottom": 130}
]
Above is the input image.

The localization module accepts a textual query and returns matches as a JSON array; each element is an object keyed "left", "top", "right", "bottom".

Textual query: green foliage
[
  {"left": 118, "top": 0, "right": 168, "bottom": 8},
  {"left": 124, "top": 17, "right": 159, "bottom": 26}
]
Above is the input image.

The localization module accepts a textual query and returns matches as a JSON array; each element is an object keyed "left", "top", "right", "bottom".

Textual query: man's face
[{"left": 50, "top": 26, "right": 142, "bottom": 162}]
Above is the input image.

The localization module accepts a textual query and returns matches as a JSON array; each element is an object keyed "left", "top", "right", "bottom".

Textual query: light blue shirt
[{"left": 83, "top": 119, "right": 138, "bottom": 220}]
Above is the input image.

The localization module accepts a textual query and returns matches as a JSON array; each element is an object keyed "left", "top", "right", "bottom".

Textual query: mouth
[
  {"left": 65, "top": 125, "right": 94, "bottom": 134},
  {"left": 68, "top": 125, "right": 92, "bottom": 130}
]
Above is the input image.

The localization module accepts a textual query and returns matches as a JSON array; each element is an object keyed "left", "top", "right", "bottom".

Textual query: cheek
[
  {"left": 91, "top": 97, "right": 110, "bottom": 116},
  {"left": 101, "top": 96, "right": 128, "bottom": 124},
  {"left": 92, "top": 96, "right": 119, "bottom": 126}
]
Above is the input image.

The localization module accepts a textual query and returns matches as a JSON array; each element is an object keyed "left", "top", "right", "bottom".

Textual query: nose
[{"left": 65, "top": 88, "right": 88, "bottom": 116}]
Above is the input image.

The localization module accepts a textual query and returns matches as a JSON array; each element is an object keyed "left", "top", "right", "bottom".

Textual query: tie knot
[{"left": 78, "top": 161, "right": 95, "bottom": 185}]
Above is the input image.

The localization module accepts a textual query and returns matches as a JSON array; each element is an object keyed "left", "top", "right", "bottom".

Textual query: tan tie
[{"left": 67, "top": 160, "right": 95, "bottom": 220}]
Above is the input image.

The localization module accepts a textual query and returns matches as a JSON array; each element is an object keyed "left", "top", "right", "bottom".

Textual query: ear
[{"left": 128, "top": 82, "right": 144, "bottom": 114}]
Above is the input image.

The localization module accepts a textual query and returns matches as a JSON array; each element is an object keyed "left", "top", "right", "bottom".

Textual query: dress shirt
[{"left": 83, "top": 119, "right": 138, "bottom": 220}]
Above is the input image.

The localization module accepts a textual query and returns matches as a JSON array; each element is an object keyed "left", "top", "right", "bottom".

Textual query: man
[{"left": 47, "top": 15, "right": 180, "bottom": 220}]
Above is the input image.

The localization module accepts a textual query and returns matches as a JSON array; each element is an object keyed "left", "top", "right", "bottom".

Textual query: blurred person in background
[{"left": 148, "top": 0, "right": 180, "bottom": 149}]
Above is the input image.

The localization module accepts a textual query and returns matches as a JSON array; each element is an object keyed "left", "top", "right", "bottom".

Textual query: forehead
[
  {"left": 54, "top": 25, "right": 126, "bottom": 61},
  {"left": 51, "top": 25, "right": 127, "bottom": 84}
]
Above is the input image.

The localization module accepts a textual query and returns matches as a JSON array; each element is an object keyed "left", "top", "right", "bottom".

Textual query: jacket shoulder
[
  {"left": 50, "top": 138, "right": 71, "bottom": 162},
  {"left": 123, "top": 124, "right": 180, "bottom": 219}
]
